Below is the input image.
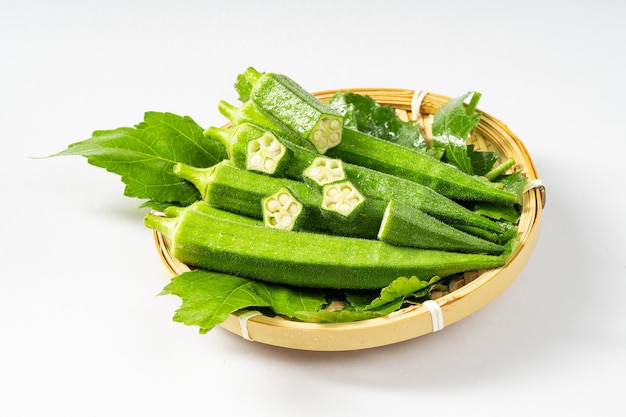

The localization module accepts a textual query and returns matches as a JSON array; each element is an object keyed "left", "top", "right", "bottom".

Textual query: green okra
[
  {"left": 217, "top": 101, "right": 505, "bottom": 234},
  {"left": 341, "top": 162, "right": 505, "bottom": 234},
  {"left": 287, "top": 142, "right": 506, "bottom": 235},
  {"left": 173, "top": 160, "right": 384, "bottom": 238},
  {"left": 451, "top": 224, "right": 500, "bottom": 243},
  {"left": 218, "top": 99, "right": 304, "bottom": 146},
  {"left": 204, "top": 123, "right": 292, "bottom": 176},
  {"left": 326, "top": 127, "right": 519, "bottom": 205},
  {"left": 378, "top": 200, "right": 505, "bottom": 254},
  {"left": 144, "top": 201, "right": 506, "bottom": 290},
  {"left": 219, "top": 97, "right": 517, "bottom": 206},
  {"left": 239, "top": 67, "right": 344, "bottom": 153},
  {"left": 162, "top": 199, "right": 263, "bottom": 227}
]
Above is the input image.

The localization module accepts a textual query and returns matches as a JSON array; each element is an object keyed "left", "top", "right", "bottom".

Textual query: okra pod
[
  {"left": 326, "top": 128, "right": 519, "bottom": 205},
  {"left": 204, "top": 123, "right": 292, "bottom": 176},
  {"left": 242, "top": 67, "right": 344, "bottom": 153},
  {"left": 173, "top": 161, "right": 384, "bottom": 238},
  {"left": 144, "top": 201, "right": 506, "bottom": 290},
  {"left": 217, "top": 101, "right": 505, "bottom": 233},
  {"left": 288, "top": 142, "right": 506, "bottom": 234},
  {"left": 378, "top": 200, "right": 505, "bottom": 254}
]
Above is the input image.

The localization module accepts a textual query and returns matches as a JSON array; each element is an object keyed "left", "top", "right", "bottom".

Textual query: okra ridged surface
[
  {"left": 247, "top": 69, "right": 344, "bottom": 154},
  {"left": 327, "top": 128, "right": 519, "bottom": 206},
  {"left": 144, "top": 201, "right": 506, "bottom": 290}
]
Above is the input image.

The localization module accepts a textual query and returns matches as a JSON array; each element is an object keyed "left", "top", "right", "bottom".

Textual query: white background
[{"left": 2, "top": 1, "right": 625, "bottom": 416}]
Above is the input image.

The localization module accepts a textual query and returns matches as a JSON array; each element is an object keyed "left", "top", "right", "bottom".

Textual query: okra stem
[
  {"left": 465, "top": 92, "right": 482, "bottom": 115},
  {"left": 484, "top": 157, "right": 516, "bottom": 181},
  {"left": 203, "top": 126, "right": 232, "bottom": 149},
  {"left": 144, "top": 212, "right": 178, "bottom": 238},
  {"left": 241, "top": 66, "right": 262, "bottom": 85}
]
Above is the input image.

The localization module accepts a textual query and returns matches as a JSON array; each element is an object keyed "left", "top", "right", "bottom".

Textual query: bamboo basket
[{"left": 153, "top": 88, "right": 546, "bottom": 351}]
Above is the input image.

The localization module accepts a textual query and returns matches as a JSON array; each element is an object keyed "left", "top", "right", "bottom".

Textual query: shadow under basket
[{"left": 153, "top": 88, "right": 546, "bottom": 351}]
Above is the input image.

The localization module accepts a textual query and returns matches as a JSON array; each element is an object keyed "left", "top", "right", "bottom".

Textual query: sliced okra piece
[
  {"left": 243, "top": 67, "right": 344, "bottom": 154},
  {"left": 246, "top": 131, "right": 290, "bottom": 175},
  {"left": 204, "top": 123, "right": 292, "bottom": 176},
  {"left": 321, "top": 181, "right": 365, "bottom": 218},
  {"left": 302, "top": 156, "right": 346, "bottom": 189},
  {"left": 262, "top": 187, "right": 304, "bottom": 231},
  {"left": 308, "top": 115, "right": 343, "bottom": 154}
]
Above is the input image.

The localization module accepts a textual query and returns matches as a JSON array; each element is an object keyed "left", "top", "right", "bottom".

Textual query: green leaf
[
  {"left": 160, "top": 269, "right": 327, "bottom": 333},
  {"left": 471, "top": 172, "right": 527, "bottom": 224},
  {"left": 497, "top": 171, "right": 528, "bottom": 204},
  {"left": 329, "top": 91, "right": 431, "bottom": 154},
  {"left": 296, "top": 299, "right": 404, "bottom": 324},
  {"left": 468, "top": 144, "right": 501, "bottom": 176},
  {"left": 251, "top": 281, "right": 328, "bottom": 320},
  {"left": 363, "top": 275, "right": 442, "bottom": 310},
  {"left": 343, "top": 290, "right": 380, "bottom": 310},
  {"left": 474, "top": 203, "right": 520, "bottom": 222},
  {"left": 432, "top": 92, "right": 495, "bottom": 175},
  {"left": 235, "top": 67, "right": 264, "bottom": 102},
  {"left": 235, "top": 73, "right": 254, "bottom": 102},
  {"left": 52, "top": 112, "right": 228, "bottom": 206},
  {"left": 339, "top": 275, "right": 442, "bottom": 320}
]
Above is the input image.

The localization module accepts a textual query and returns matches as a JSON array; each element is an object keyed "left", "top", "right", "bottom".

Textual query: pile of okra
[{"left": 144, "top": 67, "right": 522, "bottom": 290}]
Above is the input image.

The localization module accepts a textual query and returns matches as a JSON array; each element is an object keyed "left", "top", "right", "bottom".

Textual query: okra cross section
[
  {"left": 322, "top": 181, "right": 365, "bottom": 217},
  {"left": 204, "top": 123, "right": 291, "bottom": 176},
  {"left": 247, "top": 131, "right": 288, "bottom": 174},
  {"left": 262, "top": 187, "right": 303, "bottom": 231},
  {"left": 303, "top": 156, "right": 346, "bottom": 187},
  {"left": 310, "top": 115, "right": 343, "bottom": 154}
]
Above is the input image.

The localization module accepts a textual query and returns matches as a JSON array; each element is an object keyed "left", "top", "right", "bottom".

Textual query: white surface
[{"left": 2, "top": 1, "right": 625, "bottom": 416}]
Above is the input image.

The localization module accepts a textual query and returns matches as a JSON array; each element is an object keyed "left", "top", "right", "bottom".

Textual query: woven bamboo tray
[{"left": 153, "top": 88, "right": 545, "bottom": 351}]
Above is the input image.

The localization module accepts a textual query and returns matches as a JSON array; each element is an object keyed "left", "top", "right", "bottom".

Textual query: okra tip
[{"left": 466, "top": 91, "right": 482, "bottom": 115}]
